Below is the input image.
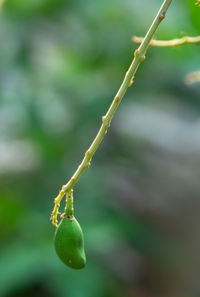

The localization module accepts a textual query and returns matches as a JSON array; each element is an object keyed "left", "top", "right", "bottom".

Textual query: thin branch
[
  {"left": 132, "top": 35, "right": 200, "bottom": 47},
  {"left": 51, "top": 0, "right": 173, "bottom": 226}
]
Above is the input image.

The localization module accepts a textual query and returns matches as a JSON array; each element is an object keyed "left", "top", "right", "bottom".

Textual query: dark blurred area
[{"left": 0, "top": 0, "right": 200, "bottom": 296}]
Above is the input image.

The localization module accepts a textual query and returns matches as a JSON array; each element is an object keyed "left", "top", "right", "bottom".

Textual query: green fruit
[{"left": 54, "top": 216, "right": 86, "bottom": 269}]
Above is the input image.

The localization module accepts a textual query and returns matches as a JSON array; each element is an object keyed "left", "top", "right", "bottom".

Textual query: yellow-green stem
[
  {"left": 132, "top": 35, "right": 200, "bottom": 47},
  {"left": 64, "top": 189, "right": 74, "bottom": 217},
  {"left": 51, "top": 0, "right": 173, "bottom": 226}
]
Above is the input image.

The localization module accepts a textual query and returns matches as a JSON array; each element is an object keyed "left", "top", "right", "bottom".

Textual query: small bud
[
  {"left": 85, "top": 150, "right": 90, "bottom": 157},
  {"left": 140, "top": 55, "right": 146, "bottom": 62},
  {"left": 70, "top": 178, "right": 75, "bottom": 184},
  {"left": 134, "top": 49, "right": 139, "bottom": 57},
  {"left": 114, "top": 96, "right": 120, "bottom": 103},
  {"left": 128, "top": 78, "right": 134, "bottom": 87},
  {"left": 159, "top": 12, "right": 165, "bottom": 20}
]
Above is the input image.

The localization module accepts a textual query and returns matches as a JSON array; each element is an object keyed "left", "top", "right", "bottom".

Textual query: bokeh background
[{"left": 0, "top": 0, "right": 200, "bottom": 296}]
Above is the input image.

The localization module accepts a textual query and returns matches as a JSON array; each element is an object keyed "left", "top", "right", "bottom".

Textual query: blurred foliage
[{"left": 0, "top": 1, "right": 200, "bottom": 297}]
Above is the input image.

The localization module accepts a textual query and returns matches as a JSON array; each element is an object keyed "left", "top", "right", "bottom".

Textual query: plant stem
[
  {"left": 51, "top": 0, "right": 173, "bottom": 227},
  {"left": 64, "top": 189, "right": 74, "bottom": 217},
  {"left": 132, "top": 35, "right": 200, "bottom": 47}
]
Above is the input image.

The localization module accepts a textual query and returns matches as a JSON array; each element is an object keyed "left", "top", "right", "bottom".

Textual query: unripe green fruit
[{"left": 54, "top": 216, "right": 86, "bottom": 269}]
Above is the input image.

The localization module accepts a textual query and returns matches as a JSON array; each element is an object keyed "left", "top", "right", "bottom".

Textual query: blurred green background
[{"left": 0, "top": 0, "right": 200, "bottom": 296}]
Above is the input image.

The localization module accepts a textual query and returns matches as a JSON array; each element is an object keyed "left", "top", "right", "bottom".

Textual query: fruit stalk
[
  {"left": 64, "top": 189, "right": 74, "bottom": 217},
  {"left": 51, "top": 0, "right": 173, "bottom": 226}
]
